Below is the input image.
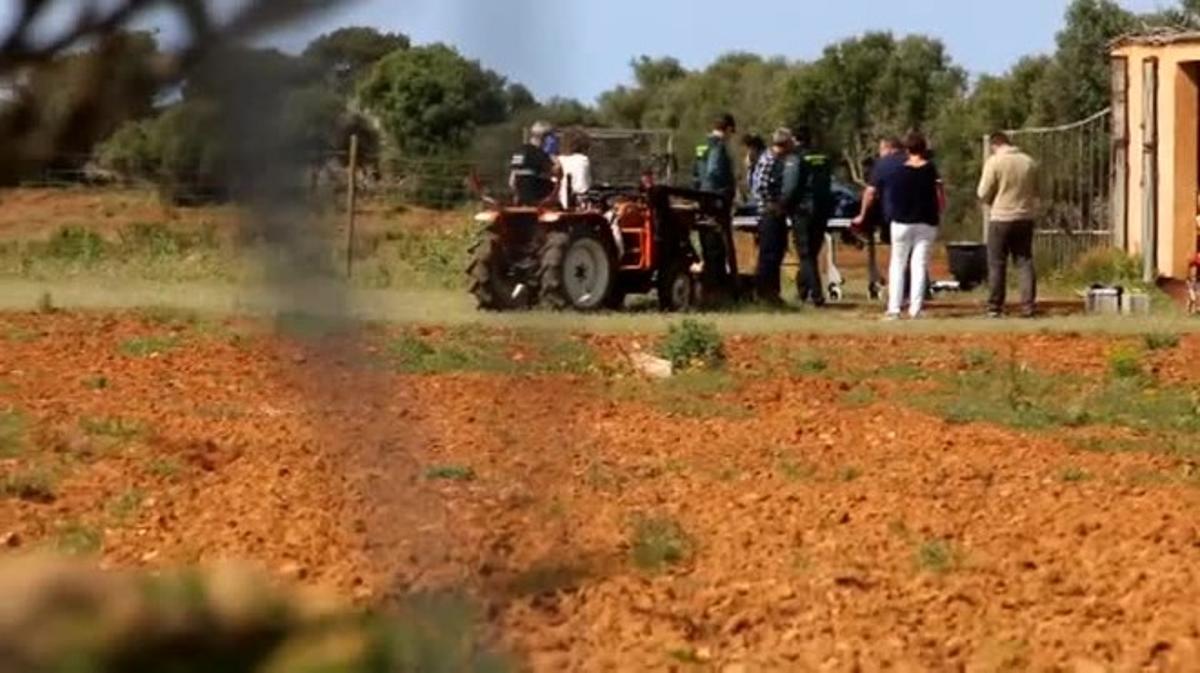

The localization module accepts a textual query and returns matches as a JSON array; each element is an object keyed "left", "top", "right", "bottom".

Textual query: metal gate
[{"left": 988, "top": 108, "right": 1114, "bottom": 270}]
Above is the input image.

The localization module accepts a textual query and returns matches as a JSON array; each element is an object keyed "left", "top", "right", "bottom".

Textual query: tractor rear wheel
[
  {"left": 540, "top": 229, "right": 616, "bottom": 311},
  {"left": 467, "top": 231, "right": 521, "bottom": 311}
]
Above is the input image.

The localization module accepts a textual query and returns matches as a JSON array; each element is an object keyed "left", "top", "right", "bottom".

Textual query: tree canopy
[{"left": 357, "top": 43, "right": 508, "bottom": 157}]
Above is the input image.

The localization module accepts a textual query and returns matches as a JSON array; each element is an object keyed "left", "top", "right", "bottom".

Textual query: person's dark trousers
[
  {"left": 793, "top": 214, "right": 826, "bottom": 305},
  {"left": 756, "top": 212, "right": 788, "bottom": 302},
  {"left": 987, "top": 219, "right": 1037, "bottom": 316}
]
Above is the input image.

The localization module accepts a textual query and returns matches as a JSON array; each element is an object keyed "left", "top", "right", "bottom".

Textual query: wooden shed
[{"left": 1112, "top": 33, "right": 1200, "bottom": 280}]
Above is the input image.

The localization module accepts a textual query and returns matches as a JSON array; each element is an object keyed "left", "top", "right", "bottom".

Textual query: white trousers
[{"left": 888, "top": 222, "right": 938, "bottom": 317}]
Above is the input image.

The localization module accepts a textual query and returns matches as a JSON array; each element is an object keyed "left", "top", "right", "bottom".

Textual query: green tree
[
  {"left": 281, "top": 85, "right": 347, "bottom": 159},
  {"left": 1035, "top": 0, "right": 1136, "bottom": 123},
  {"left": 148, "top": 100, "right": 229, "bottom": 203},
  {"left": 302, "top": 26, "right": 410, "bottom": 94},
  {"left": 357, "top": 43, "right": 508, "bottom": 156},
  {"left": 774, "top": 33, "right": 964, "bottom": 169},
  {"left": 504, "top": 83, "right": 538, "bottom": 115}
]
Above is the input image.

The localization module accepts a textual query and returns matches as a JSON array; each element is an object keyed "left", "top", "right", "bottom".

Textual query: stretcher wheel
[
  {"left": 868, "top": 282, "right": 884, "bottom": 302},
  {"left": 828, "top": 284, "right": 844, "bottom": 303}
]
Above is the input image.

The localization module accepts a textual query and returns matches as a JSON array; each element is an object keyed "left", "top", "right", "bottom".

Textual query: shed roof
[{"left": 1112, "top": 31, "right": 1200, "bottom": 49}]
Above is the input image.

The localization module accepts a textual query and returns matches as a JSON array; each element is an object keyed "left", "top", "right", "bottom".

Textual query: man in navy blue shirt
[{"left": 854, "top": 136, "right": 904, "bottom": 237}]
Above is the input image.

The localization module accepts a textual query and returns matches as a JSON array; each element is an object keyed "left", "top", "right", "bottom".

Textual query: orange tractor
[{"left": 467, "top": 185, "right": 739, "bottom": 312}]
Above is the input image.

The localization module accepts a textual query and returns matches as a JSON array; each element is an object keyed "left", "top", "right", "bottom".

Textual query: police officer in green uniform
[
  {"left": 785, "top": 126, "right": 834, "bottom": 306},
  {"left": 693, "top": 113, "right": 737, "bottom": 200}
]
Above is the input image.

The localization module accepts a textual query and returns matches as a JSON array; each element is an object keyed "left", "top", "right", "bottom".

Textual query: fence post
[{"left": 345, "top": 133, "right": 359, "bottom": 279}]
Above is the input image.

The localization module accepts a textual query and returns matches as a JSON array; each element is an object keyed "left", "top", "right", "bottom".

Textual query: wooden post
[
  {"left": 665, "top": 133, "right": 675, "bottom": 185},
  {"left": 1112, "top": 57, "right": 1129, "bottom": 250},
  {"left": 345, "top": 133, "right": 359, "bottom": 279},
  {"left": 1142, "top": 58, "right": 1158, "bottom": 284},
  {"left": 981, "top": 134, "right": 991, "bottom": 242}
]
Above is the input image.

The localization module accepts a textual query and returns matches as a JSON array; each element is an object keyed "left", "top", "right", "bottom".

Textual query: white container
[
  {"left": 1122, "top": 292, "right": 1151, "bottom": 315},
  {"left": 1085, "top": 287, "right": 1123, "bottom": 315}
]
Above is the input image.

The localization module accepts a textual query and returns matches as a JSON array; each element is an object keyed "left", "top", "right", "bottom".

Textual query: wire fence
[
  {"left": 1001, "top": 108, "right": 1114, "bottom": 270},
  {"left": 14, "top": 128, "right": 678, "bottom": 211}
]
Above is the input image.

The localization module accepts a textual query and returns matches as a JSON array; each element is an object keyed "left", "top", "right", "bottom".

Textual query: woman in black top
[{"left": 883, "top": 131, "right": 945, "bottom": 320}]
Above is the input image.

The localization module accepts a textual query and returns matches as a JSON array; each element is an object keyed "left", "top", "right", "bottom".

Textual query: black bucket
[{"left": 946, "top": 242, "right": 988, "bottom": 291}]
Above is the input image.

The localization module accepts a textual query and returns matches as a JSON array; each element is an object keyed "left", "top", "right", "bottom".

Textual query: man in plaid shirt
[{"left": 753, "top": 128, "right": 796, "bottom": 304}]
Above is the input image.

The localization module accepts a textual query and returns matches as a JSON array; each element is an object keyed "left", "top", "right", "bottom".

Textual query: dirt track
[{"left": 2, "top": 311, "right": 1200, "bottom": 672}]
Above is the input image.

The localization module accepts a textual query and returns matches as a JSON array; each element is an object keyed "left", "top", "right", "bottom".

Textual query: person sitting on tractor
[
  {"left": 509, "top": 121, "right": 556, "bottom": 206},
  {"left": 557, "top": 128, "right": 593, "bottom": 210}
]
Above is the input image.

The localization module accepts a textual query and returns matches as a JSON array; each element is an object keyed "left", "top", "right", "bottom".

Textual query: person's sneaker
[
  {"left": 986, "top": 310, "right": 1003, "bottom": 319},
  {"left": 882, "top": 313, "right": 901, "bottom": 322}
]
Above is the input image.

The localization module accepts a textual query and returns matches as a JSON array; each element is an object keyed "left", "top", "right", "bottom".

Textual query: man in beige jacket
[{"left": 978, "top": 132, "right": 1039, "bottom": 317}]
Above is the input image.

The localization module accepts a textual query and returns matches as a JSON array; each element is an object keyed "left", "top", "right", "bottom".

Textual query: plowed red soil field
[{"left": 2, "top": 311, "right": 1200, "bottom": 672}]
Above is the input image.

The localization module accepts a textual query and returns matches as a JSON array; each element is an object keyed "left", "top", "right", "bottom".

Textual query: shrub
[
  {"left": 95, "top": 120, "right": 158, "bottom": 180},
  {"left": 43, "top": 226, "right": 106, "bottom": 263},
  {"left": 915, "top": 539, "right": 960, "bottom": 574},
  {"left": 424, "top": 465, "right": 476, "bottom": 482},
  {"left": 1144, "top": 333, "right": 1181, "bottom": 351},
  {"left": 1108, "top": 347, "right": 1142, "bottom": 380},
  {"left": 1065, "top": 248, "right": 1143, "bottom": 287},
  {"left": 630, "top": 516, "right": 692, "bottom": 572},
  {"left": 659, "top": 320, "right": 725, "bottom": 371}
]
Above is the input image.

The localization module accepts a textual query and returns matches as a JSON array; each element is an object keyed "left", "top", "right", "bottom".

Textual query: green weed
[
  {"left": 837, "top": 466, "right": 863, "bottom": 482},
  {"left": 1144, "top": 333, "right": 1181, "bottom": 351},
  {"left": 915, "top": 538, "right": 960, "bottom": 574},
  {"left": 961, "top": 348, "right": 996, "bottom": 368},
  {"left": 615, "top": 371, "right": 748, "bottom": 419},
  {"left": 80, "top": 416, "right": 143, "bottom": 441},
  {"left": 659, "top": 320, "right": 725, "bottom": 371},
  {"left": 424, "top": 465, "right": 476, "bottom": 482},
  {"left": 390, "top": 329, "right": 516, "bottom": 375},
  {"left": 841, "top": 385, "right": 877, "bottom": 408},
  {"left": 1, "top": 469, "right": 56, "bottom": 503},
  {"left": 149, "top": 458, "right": 184, "bottom": 480},
  {"left": 630, "top": 516, "right": 693, "bottom": 572},
  {"left": 4, "top": 326, "right": 39, "bottom": 343},
  {"left": 793, "top": 356, "right": 829, "bottom": 375},
  {"left": 1108, "top": 347, "right": 1143, "bottom": 380},
  {"left": 875, "top": 362, "right": 928, "bottom": 381},
  {"left": 42, "top": 226, "right": 106, "bottom": 263},
  {"left": 108, "top": 488, "right": 145, "bottom": 523},
  {"left": 1060, "top": 467, "right": 1089, "bottom": 483},
  {"left": 119, "top": 335, "right": 180, "bottom": 357},
  {"left": 119, "top": 222, "right": 213, "bottom": 258},
  {"left": 0, "top": 409, "right": 26, "bottom": 458},
  {"left": 83, "top": 375, "right": 109, "bottom": 391},
  {"left": 667, "top": 648, "right": 705, "bottom": 665},
  {"left": 779, "top": 459, "right": 818, "bottom": 482},
  {"left": 56, "top": 522, "right": 103, "bottom": 556}
]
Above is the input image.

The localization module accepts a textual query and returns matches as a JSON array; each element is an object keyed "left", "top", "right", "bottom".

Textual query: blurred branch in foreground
[
  {"left": 0, "top": 556, "right": 512, "bottom": 673},
  {"left": 0, "top": 0, "right": 348, "bottom": 182}
]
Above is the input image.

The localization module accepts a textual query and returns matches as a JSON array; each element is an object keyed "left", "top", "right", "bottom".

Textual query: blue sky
[{"left": 2, "top": 0, "right": 1173, "bottom": 101}]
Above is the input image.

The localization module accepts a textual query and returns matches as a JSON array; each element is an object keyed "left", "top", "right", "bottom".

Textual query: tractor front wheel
[
  {"left": 657, "top": 259, "right": 697, "bottom": 312},
  {"left": 540, "top": 229, "right": 616, "bottom": 311}
]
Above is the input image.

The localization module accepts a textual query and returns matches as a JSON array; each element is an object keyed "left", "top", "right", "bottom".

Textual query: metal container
[
  {"left": 1085, "top": 287, "right": 1123, "bottom": 315},
  {"left": 1121, "top": 292, "right": 1151, "bottom": 315}
]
